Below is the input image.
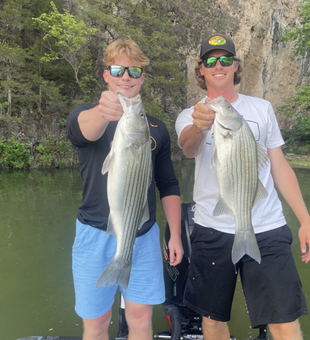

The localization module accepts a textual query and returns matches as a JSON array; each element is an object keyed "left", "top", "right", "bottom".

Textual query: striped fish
[
  {"left": 207, "top": 96, "right": 269, "bottom": 265},
  {"left": 96, "top": 92, "right": 152, "bottom": 289}
]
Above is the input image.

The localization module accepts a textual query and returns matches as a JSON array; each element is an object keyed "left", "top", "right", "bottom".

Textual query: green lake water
[{"left": 0, "top": 162, "right": 309, "bottom": 340}]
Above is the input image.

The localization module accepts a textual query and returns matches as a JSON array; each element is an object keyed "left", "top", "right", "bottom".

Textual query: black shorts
[{"left": 183, "top": 224, "right": 308, "bottom": 328}]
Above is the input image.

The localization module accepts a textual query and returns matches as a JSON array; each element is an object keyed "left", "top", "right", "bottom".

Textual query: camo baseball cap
[{"left": 200, "top": 33, "right": 236, "bottom": 57}]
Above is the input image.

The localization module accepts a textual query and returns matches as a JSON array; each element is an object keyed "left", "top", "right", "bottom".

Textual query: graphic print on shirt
[
  {"left": 150, "top": 123, "right": 158, "bottom": 151},
  {"left": 206, "top": 118, "right": 261, "bottom": 147}
]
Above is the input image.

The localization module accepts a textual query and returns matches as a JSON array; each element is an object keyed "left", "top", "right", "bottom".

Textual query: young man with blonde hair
[{"left": 68, "top": 39, "right": 183, "bottom": 340}]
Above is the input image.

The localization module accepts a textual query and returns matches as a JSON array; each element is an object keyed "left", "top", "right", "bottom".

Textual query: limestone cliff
[{"left": 174, "top": 0, "right": 309, "bottom": 114}]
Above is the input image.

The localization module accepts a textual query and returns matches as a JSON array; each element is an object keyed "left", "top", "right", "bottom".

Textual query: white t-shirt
[{"left": 175, "top": 94, "right": 287, "bottom": 234}]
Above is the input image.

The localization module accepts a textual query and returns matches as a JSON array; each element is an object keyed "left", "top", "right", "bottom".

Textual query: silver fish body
[
  {"left": 207, "top": 96, "right": 269, "bottom": 264},
  {"left": 96, "top": 93, "right": 152, "bottom": 289}
]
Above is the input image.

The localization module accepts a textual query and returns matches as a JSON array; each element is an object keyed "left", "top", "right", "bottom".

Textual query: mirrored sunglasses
[
  {"left": 202, "top": 56, "right": 234, "bottom": 68},
  {"left": 108, "top": 65, "right": 143, "bottom": 79}
]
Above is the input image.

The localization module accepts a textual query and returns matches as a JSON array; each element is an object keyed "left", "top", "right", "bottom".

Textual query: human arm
[
  {"left": 153, "top": 120, "right": 183, "bottom": 265},
  {"left": 178, "top": 99, "right": 215, "bottom": 158},
  {"left": 268, "top": 147, "right": 310, "bottom": 263},
  {"left": 77, "top": 91, "right": 123, "bottom": 141},
  {"left": 161, "top": 195, "right": 183, "bottom": 266}
]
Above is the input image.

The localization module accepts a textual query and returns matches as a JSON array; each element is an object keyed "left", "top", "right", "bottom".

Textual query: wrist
[{"left": 194, "top": 124, "right": 208, "bottom": 134}]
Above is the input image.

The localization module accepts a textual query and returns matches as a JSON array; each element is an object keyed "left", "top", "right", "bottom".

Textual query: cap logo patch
[{"left": 209, "top": 36, "right": 226, "bottom": 46}]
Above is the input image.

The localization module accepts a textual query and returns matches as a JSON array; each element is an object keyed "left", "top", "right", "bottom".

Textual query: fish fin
[
  {"left": 257, "top": 143, "right": 269, "bottom": 171},
  {"left": 96, "top": 257, "right": 132, "bottom": 290},
  {"left": 231, "top": 229, "right": 261, "bottom": 265},
  {"left": 213, "top": 196, "right": 231, "bottom": 216},
  {"left": 139, "top": 203, "right": 150, "bottom": 230},
  {"left": 106, "top": 214, "right": 116, "bottom": 237},
  {"left": 102, "top": 151, "right": 114, "bottom": 175},
  {"left": 253, "top": 180, "right": 268, "bottom": 207},
  {"left": 211, "top": 145, "right": 218, "bottom": 168}
]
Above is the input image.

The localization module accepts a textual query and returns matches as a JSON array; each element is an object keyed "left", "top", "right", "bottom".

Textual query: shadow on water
[{"left": 0, "top": 163, "right": 309, "bottom": 340}]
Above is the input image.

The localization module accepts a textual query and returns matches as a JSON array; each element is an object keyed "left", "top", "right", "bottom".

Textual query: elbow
[{"left": 183, "top": 149, "right": 196, "bottom": 159}]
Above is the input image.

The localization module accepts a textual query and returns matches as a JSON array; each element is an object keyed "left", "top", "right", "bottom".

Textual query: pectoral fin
[
  {"left": 139, "top": 202, "right": 150, "bottom": 230},
  {"left": 257, "top": 143, "right": 269, "bottom": 170},
  {"left": 253, "top": 180, "right": 268, "bottom": 207},
  {"left": 106, "top": 214, "right": 116, "bottom": 237},
  {"left": 213, "top": 196, "right": 231, "bottom": 216},
  {"left": 102, "top": 151, "right": 114, "bottom": 175}
]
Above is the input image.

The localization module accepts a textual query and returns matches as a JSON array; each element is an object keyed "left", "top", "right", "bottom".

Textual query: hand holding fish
[
  {"left": 77, "top": 90, "right": 123, "bottom": 142},
  {"left": 98, "top": 90, "right": 124, "bottom": 122},
  {"left": 192, "top": 97, "right": 215, "bottom": 133},
  {"left": 299, "top": 220, "right": 310, "bottom": 263}
]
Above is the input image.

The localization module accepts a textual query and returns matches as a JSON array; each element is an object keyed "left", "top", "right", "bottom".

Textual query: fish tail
[
  {"left": 231, "top": 230, "right": 261, "bottom": 265},
  {"left": 96, "top": 257, "right": 132, "bottom": 290}
]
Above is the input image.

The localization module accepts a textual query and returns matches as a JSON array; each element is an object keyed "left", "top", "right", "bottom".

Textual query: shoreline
[{"left": 284, "top": 153, "right": 310, "bottom": 168}]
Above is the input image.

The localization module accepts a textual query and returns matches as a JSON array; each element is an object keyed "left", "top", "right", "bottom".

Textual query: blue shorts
[{"left": 72, "top": 220, "right": 165, "bottom": 319}]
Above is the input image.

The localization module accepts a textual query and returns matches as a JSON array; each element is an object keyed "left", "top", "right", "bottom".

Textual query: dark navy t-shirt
[{"left": 67, "top": 102, "right": 180, "bottom": 237}]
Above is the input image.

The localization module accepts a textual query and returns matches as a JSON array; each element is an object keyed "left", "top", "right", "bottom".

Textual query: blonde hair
[
  {"left": 195, "top": 57, "right": 243, "bottom": 90},
  {"left": 103, "top": 39, "right": 150, "bottom": 67}
]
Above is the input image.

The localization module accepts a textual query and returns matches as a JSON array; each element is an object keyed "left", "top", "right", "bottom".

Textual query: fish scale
[
  {"left": 233, "top": 132, "right": 256, "bottom": 231},
  {"left": 96, "top": 93, "right": 152, "bottom": 289},
  {"left": 207, "top": 96, "right": 269, "bottom": 265}
]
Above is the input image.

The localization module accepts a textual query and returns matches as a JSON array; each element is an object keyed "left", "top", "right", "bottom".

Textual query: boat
[{"left": 16, "top": 203, "right": 269, "bottom": 340}]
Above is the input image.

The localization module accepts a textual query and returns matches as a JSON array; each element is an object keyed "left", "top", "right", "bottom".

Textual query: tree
[
  {"left": 73, "top": 0, "right": 187, "bottom": 128},
  {"left": 278, "top": 0, "right": 310, "bottom": 153},
  {"left": 33, "top": 1, "right": 98, "bottom": 96},
  {"left": 280, "top": 0, "right": 310, "bottom": 59},
  {"left": 0, "top": 0, "right": 32, "bottom": 115}
]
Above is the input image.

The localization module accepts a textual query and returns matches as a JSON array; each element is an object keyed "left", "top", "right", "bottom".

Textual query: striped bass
[
  {"left": 96, "top": 92, "right": 152, "bottom": 289},
  {"left": 206, "top": 96, "right": 269, "bottom": 264}
]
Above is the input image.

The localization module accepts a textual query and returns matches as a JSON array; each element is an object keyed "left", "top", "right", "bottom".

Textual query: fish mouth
[{"left": 219, "top": 122, "right": 232, "bottom": 131}]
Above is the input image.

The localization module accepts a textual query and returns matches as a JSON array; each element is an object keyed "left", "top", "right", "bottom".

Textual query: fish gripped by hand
[
  {"left": 206, "top": 96, "right": 269, "bottom": 265},
  {"left": 96, "top": 92, "right": 152, "bottom": 289}
]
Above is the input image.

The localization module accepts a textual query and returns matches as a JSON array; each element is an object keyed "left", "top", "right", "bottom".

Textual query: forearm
[
  {"left": 271, "top": 157, "right": 310, "bottom": 225},
  {"left": 77, "top": 105, "right": 109, "bottom": 141},
  {"left": 179, "top": 125, "right": 207, "bottom": 158},
  {"left": 161, "top": 195, "right": 182, "bottom": 237},
  {"left": 161, "top": 195, "right": 183, "bottom": 265}
]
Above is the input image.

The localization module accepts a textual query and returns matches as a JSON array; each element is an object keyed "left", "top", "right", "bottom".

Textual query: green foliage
[
  {"left": 0, "top": 0, "right": 188, "bottom": 163},
  {"left": 36, "top": 137, "right": 71, "bottom": 167},
  {"left": 280, "top": 0, "right": 310, "bottom": 59},
  {"left": 0, "top": 0, "right": 72, "bottom": 117},
  {"left": 278, "top": 84, "right": 310, "bottom": 153},
  {"left": 0, "top": 138, "right": 31, "bottom": 169},
  {"left": 75, "top": 0, "right": 187, "bottom": 127},
  {"left": 32, "top": 1, "right": 98, "bottom": 94},
  {"left": 278, "top": 0, "right": 310, "bottom": 154}
]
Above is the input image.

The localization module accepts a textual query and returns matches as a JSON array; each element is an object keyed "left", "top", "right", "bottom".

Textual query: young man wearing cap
[
  {"left": 67, "top": 39, "right": 183, "bottom": 340},
  {"left": 175, "top": 33, "right": 310, "bottom": 340}
]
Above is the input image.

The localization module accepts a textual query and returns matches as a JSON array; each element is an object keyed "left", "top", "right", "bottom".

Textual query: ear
[
  {"left": 140, "top": 73, "right": 146, "bottom": 83},
  {"left": 233, "top": 61, "right": 239, "bottom": 73},
  {"left": 103, "top": 69, "right": 109, "bottom": 83}
]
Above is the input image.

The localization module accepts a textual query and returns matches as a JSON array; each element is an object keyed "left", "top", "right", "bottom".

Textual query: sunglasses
[
  {"left": 108, "top": 65, "right": 143, "bottom": 79},
  {"left": 202, "top": 56, "right": 234, "bottom": 68}
]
